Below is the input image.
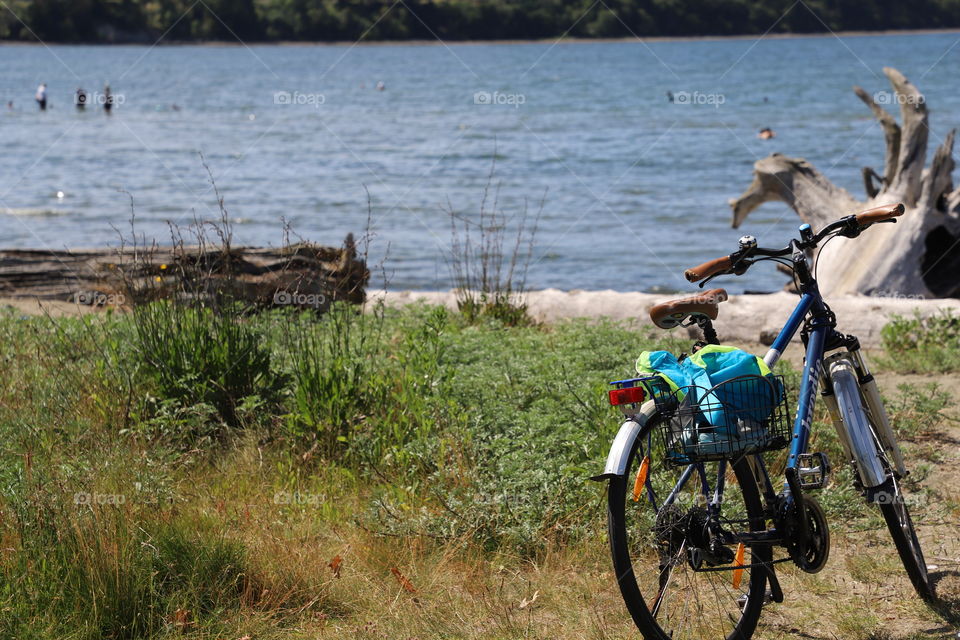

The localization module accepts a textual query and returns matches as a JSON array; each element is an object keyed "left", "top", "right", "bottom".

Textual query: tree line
[{"left": 3, "top": 0, "right": 960, "bottom": 43}]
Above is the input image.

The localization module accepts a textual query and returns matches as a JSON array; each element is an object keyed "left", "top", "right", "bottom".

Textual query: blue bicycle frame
[
  {"left": 764, "top": 288, "right": 831, "bottom": 491},
  {"left": 605, "top": 205, "right": 936, "bottom": 633},
  {"left": 649, "top": 280, "right": 839, "bottom": 519}
]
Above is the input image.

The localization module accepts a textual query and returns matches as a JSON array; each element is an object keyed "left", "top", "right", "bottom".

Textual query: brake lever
[
  {"left": 698, "top": 274, "right": 719, "bottom": 289},
  {"left": 852, "top": 217, "right": 898, "bottom": 236}
]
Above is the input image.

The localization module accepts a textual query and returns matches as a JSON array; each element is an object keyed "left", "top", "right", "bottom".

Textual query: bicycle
[{"left": 594, "top": 203, "right": 934, "bottom": 640}]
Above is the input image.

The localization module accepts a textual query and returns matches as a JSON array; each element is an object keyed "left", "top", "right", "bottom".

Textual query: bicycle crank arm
[{"left": 784, "top": 467, "right": 807, "bottom": 523}]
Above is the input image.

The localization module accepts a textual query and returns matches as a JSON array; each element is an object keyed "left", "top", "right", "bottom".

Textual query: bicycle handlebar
[{"left": 682, "top": 203, "right": 905, "bottom": 285}]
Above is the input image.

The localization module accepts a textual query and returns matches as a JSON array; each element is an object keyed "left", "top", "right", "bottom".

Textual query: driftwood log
[
  {"left": 0, "top": 233, "right": 368, "bottom": 310},
  {"left": 731, "top": 67, "right": 960, "bottom": 298}
]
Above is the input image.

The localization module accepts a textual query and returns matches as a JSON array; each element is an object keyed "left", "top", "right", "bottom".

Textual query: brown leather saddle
[{"left": 649, "top": 288, "right": 728, "bottom": 329}]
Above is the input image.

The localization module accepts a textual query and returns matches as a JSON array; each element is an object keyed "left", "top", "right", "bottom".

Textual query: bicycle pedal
[{"left": 797, "top": 452, "right": 831, "bottom": 489}]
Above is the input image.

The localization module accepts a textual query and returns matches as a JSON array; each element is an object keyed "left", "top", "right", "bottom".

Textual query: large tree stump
[{"left": 731, "top": 67, "right": 960, "bottom": 298}]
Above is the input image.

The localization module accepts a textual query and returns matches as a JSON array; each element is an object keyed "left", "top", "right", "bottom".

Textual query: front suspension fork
[{"left": 821, "top": 343, "right": 905, "bottom": 484}]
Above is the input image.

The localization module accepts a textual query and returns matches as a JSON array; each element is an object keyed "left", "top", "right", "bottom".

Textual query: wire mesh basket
[{"left": 655, "top": 374, "right": 792, "bottom": 464}]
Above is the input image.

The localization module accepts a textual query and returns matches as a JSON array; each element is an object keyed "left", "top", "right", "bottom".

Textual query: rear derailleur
[{"left": 656, "top": 506, "right": 735, "bottom": 571}]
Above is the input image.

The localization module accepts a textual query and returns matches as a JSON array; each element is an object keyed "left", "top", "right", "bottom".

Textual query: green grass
[
  {"left": 878, "top": 310, "right": 960, "bottom": 373},
  {"left": 0, "top": 505, "right": 249, "bottom": 639},
  {"left": 127, "top": 300, "right": 284, "bottom": 429},
  {"left": 0, "top": 303, "right": 954, "bottom": 638},
  {"left": 0, "top": 303, "right": 671, "bottom": 633}
]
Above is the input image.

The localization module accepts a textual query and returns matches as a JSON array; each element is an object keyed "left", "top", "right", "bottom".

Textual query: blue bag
[{"left": 636, "top": 346, "right": 783, "bottom": 454}]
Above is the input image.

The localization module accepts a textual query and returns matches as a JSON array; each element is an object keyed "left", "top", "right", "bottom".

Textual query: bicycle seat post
[{"left": 697, "top": 317, "right": 720, "bottom": 346}]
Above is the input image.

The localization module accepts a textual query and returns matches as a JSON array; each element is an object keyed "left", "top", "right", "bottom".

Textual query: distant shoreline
[{"left": 2, "top": 27, "right": 960, "bottom": 47}]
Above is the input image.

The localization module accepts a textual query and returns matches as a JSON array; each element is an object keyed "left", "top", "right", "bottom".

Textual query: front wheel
[
  {"left": 874, "top": 477, "right": 935, "bottom": 601},
  {"left": 830, "top": 358, "right": 934, "bottom": 601}
]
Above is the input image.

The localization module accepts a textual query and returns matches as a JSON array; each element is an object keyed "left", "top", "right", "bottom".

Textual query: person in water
[
  {"left": 35, "top": 83, "right": 47, "bottom": 110},
  {"left": 758, "top": 127, "right": 775, "bottom": 139},
  {"left": 76, "top": 88, "right": 87, "bottom": 110},
  {"left": 103, "top": 85, "right": 113, "bottom": 113}
]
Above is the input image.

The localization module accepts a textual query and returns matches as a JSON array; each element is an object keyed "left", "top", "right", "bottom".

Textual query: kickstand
[{"left": 764, "top": 562, "right": 785, "bottom": 603}]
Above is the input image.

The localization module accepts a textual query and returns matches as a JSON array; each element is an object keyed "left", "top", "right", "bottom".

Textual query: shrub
[
  {"left": 128, "top": 300, "right": 282, "bottom": 429},
  {"left": 880, "top": 310, "right": 960, "bottom": 373},
  {"left": 362, "top": 317, "right": 656, "bottom": 553},
  {"left": 109, "top": 170, "right": 287, "bottom": 432},
  {"left": 447, "top": 159, "right": 543, "bottom": 326},
  {"left": 284, "top": 302, "right": 386, "bottom": 456},
  {"left": 283, "top": 302, "right": 458, "bottom": 473}
]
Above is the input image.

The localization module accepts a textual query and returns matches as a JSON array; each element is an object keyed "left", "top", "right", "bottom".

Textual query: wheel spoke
[{"left": 651, "top": 539, "right": 685, "bottom": 619}]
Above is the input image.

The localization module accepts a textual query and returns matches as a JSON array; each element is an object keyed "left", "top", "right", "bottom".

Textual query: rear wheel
[{"left": 607, "top": 413, "right": 771, "bottom": 640}]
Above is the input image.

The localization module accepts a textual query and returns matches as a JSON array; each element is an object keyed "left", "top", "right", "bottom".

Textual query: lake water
[{"left": 2, "top": 32, "right": 960, "bottom": 293}]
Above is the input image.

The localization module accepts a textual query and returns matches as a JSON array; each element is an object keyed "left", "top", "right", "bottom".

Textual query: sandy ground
[
  {"left": 375, "top": 289, "right": 960, "bottom": 348},
  {"left": 0, "top": 297, "right": 103, "bottom": 317},
  {"left": 6, "top": 289, "right": 959, "bottom": 348}
]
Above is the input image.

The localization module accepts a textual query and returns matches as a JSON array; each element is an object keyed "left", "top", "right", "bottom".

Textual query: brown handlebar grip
[
  {"left": 684, "top": 255, "right": 733, "bottom": 283},
  {"left": 855, "top": 203, "right": 905, "bottom": 225}
]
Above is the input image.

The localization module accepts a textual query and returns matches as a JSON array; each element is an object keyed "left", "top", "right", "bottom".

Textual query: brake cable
[{"left": 812, "top": 231, "right": 842, "bottom": 284}]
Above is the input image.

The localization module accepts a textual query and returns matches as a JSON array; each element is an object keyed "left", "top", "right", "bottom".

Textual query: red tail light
[{"left": 608, "top": 386, "right": 645, "bottom": 406}]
